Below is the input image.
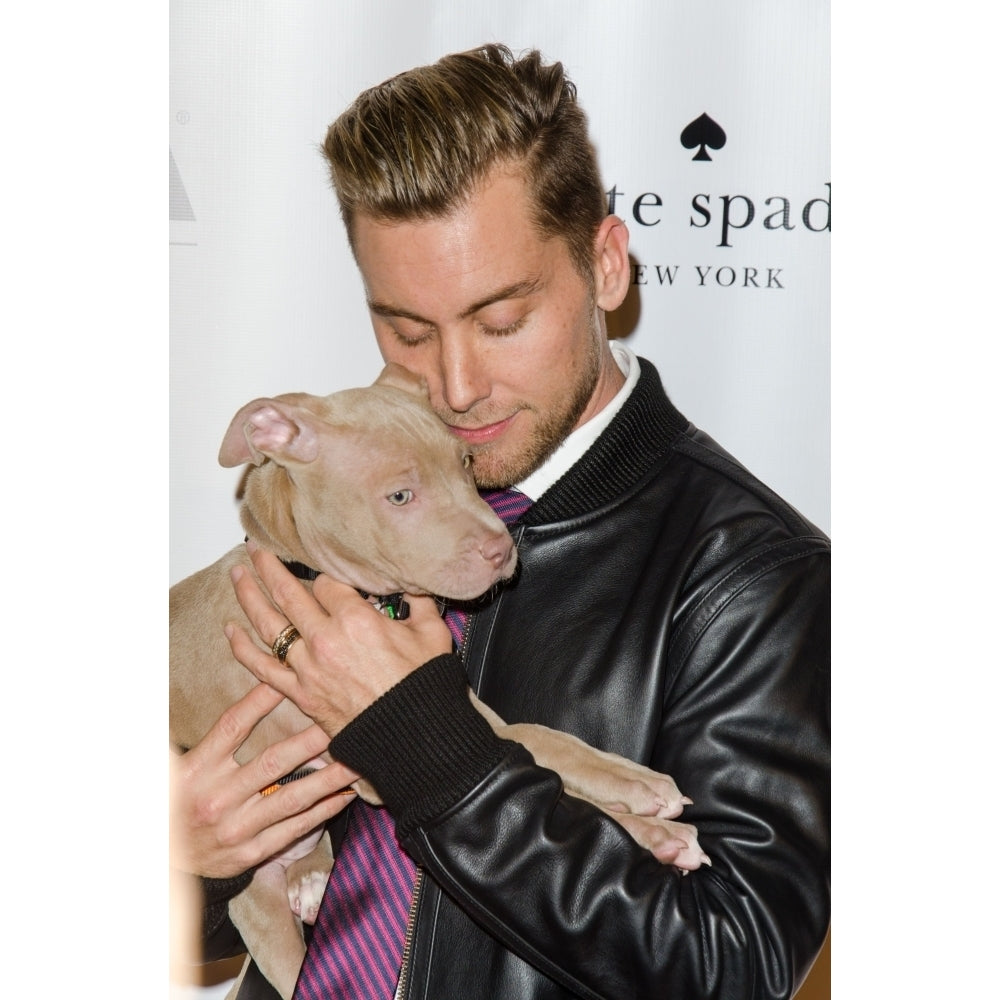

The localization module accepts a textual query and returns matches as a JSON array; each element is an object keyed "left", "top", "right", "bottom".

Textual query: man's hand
[
  {"left": 169, "top": 681, "right": 359, "bottom": 879},
  {"left": 224, "top": 540, "right": 452, "bottom": 739}
]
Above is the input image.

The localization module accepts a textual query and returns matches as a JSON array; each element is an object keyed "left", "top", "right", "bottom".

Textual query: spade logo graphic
[{"left": 680, "top": 113, "right": 726, "bottom": 161}]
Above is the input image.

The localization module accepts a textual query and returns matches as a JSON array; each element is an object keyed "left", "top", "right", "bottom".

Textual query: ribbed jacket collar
[{"left": 523, "top": 357, "right": 688, "bottom": 526}]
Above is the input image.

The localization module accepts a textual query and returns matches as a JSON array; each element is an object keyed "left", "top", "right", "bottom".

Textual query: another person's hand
[
  {"left": 169, "top": 681, "right": 359, "bottom": 879},
  {"left": 225, "top": 540, "right": 452, "bottom": 739}
]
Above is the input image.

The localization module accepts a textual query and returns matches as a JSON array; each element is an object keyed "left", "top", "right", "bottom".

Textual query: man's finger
[
  {"left": 195, "top": 681, "right": 285, "bottom": 760},
  {"left": 247, "top": 787, "right": 357, "bottom": 864},
  {"left": 237, "top": 722, "right": 344, "bottom": 799},
  {"left": 245, "top": 542, "right": 333, "bottom": 634},
  {"left": 253, "top": 757, "right": 358, "bottom": 819},
  {"left": 230, "top": 560, "right": 299, "bottom": 651},
  {"left": 225, "top": 620, "right": 300, "bottom": 698},
  {"left": 310, "top": 573, "right": 368, "bottom": 609}
]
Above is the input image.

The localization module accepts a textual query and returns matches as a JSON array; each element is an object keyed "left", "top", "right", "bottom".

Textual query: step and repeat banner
[{"left": 170, "top": 0, "right": 830, "bottom": 587}]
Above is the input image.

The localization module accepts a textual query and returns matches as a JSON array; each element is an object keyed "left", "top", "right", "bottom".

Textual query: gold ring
[{"left": 271, "top": 624, "right": 301, "bottom": 665}]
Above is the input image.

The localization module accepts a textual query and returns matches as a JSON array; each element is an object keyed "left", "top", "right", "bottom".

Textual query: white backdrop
[{"left": 170, "top": 0, "right": 830, "bottom": 587}]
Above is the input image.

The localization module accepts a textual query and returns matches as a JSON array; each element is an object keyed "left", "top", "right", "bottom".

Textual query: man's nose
[{"left": 439, "top": 334, "right": 491, "bottom": 414}]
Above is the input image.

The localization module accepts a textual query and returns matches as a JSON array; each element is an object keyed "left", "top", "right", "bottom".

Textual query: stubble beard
[{"left": 460, "top": 331, "right": 603, "bottom": 490}]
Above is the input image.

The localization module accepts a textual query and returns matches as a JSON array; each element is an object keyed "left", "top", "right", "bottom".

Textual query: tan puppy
[{"left": 170, "top": 364, "right": 705, "bottom": 999}]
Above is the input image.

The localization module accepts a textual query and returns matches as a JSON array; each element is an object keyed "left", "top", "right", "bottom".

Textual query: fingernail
[
  {"left": 231, "top": 565, "right": 245, "bottom": 582},
  {"left": 246, "top": 538, "right": 259, "bottom": 554},
  {"left": 224, "top": 623, "right": 235, "bottom": 639}
]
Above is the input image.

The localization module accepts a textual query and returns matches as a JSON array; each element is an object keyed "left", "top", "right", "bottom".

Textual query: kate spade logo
[{"left": 681, "top": 113, "right": 727, "bottom": 161}]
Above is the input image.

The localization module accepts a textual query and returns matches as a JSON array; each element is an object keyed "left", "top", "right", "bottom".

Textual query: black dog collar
[{"left": 279, "top": 556, "right": 410, "bottom": 620}]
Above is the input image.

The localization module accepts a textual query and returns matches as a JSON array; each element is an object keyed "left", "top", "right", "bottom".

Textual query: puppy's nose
[{"left": 480, "top": 532, "right": 513, "bottom": 568}]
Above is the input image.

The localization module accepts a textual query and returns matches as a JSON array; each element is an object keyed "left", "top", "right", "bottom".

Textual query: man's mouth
[{"left": 446, "top": 413, "right": 517, "bottom": 446}]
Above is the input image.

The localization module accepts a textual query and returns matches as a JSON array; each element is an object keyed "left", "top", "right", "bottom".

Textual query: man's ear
[{"left": 592, "top": 215, "right": 631, "bottom": 312}]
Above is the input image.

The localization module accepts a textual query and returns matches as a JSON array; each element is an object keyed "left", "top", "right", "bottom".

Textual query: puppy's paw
[
  {"left": 569, "top": 753, "right": 693, "bottom": 820},
  {"left": 601, "top": 770, "right": 693, "bottom": 820},
  {"left": 288, "top": 867, "right": 330, "bottom": 925},
  {"left": 284, "top": 828, "right": 333, "bottom": 923},
  {"left": 612, "top": 814, "right": 711, "bottom": 871},
  {"left": 501, "top": 722, "right": 693, "bottom": 819}
]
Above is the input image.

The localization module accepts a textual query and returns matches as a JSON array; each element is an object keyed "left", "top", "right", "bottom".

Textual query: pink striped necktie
[{"left": 292, "top": 489, "right": 532, "bottom": 999}]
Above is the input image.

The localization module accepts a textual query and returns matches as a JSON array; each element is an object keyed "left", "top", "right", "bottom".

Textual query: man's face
[{"left": 352, "top": 168, "right": 623, "bottom": 489}]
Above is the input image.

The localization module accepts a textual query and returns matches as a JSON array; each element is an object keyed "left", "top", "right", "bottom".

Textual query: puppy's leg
[
  {"left": 470, "top": 693, "right": 687, "bottom": 817},
  {"left": 501, "top": 721, "right": 689, "bottom": 818},
  {"left": 470, "top": 693, "right": 709, "bottom": 869},
  {"left": 228, "top": 862, "right": 306, "bottom": 1000},
  {"left": 284, "top": 829, "right": 333, "bottom": 925}
]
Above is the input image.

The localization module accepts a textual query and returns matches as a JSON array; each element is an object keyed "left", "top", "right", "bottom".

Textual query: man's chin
[
  {"left": 470, "top": 438, "right": 557, "bottom": 491},
  {"left": 469, "top": 448, "right": 522, "bottom": 491},
  {"left": 470, "top": 457, "right": 516, "bottom": 491},
  {"left": 457, "top": 397, "right": 588, "bottom": 490}
]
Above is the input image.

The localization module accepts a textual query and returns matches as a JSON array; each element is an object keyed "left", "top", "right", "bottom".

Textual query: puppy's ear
[
  {"left": 374, "top": 362, "right": 429, "bottom": 399},
  {"left": 218, "top": 397, "right": 321, "bottom": 468}
]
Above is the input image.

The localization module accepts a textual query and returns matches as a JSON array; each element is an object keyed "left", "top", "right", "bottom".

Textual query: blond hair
[{"left": 322, "top": 44, "right": 607, "bottom": 281}]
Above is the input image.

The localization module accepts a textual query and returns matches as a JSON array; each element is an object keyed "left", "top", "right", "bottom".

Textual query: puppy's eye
[
  {"left": 387, "top": 489, "right": 413, "bottom": 506},
  {"left": 462, "top": 453, "right": 473, "bottom": 469}
]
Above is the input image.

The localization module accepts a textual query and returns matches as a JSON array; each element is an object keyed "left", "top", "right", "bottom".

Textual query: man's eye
[
  {"left": 387, "top": 320, "right": 434, "bottom": 347},
  {"left": 480, "top": 317, "right": 525, "bottom": 337},
  {"left": 393, "top": 329, "right": 431, "bottom": 347},
  {"left": 387, "top": 489, "right": 414, "bottom": 506}
]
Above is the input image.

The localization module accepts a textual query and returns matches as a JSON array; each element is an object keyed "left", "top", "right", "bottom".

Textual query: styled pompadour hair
[{"left": 322, "top": 44, "right": 608, "bottom": 281}]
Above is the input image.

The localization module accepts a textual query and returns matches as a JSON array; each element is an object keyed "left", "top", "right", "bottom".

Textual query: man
[{"left": 176, "top": 44, "right": 830, "bottom": 999}]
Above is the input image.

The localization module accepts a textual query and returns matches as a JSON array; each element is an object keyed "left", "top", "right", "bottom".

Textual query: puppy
[{"left": 170, "top": 364, "right": 705, "bottom": 999}]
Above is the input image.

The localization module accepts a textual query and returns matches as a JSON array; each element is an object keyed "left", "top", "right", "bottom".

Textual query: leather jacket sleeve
[{"left": 329, "top": 533, "right": 830, "bottom": 1000}]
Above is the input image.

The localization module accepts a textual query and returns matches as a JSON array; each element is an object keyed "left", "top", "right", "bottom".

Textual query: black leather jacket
[{"left": 219, "top": 357, "right": 831, "bottom": 1000}]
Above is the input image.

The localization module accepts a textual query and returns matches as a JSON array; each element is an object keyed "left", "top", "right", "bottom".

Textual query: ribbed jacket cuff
[
  {"left": 200, "top": 870, "right": 254, "bottom": 951},
  {"left": 328, "top": 654, "right": 512, "bottom": 837}
]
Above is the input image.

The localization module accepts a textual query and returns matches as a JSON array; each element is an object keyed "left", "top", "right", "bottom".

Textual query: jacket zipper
[
  {"left": 394, "top": 600, "right": 474, "bottom": 997},
  {"left": 394, "top": 866, "right": 424, "bottom": 1000},
  {"left": 460, "top": 610, "right": 474, "bottom": 659}
]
